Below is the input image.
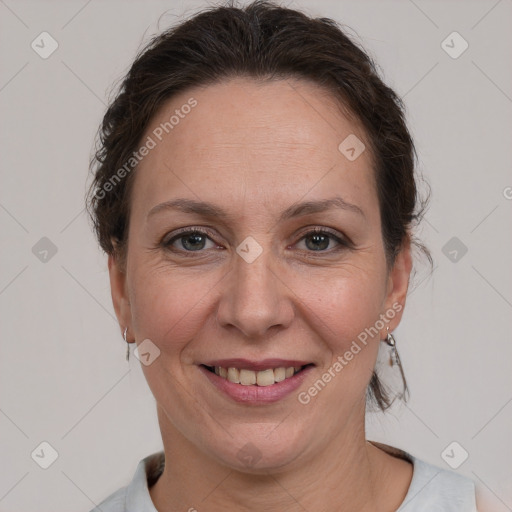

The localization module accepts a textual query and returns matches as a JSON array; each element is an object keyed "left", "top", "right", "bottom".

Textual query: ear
[
  {"left": 381, "top": 236, "right": 413, "bottom": 335},
  {"left": 108, "top": 252, "right": 133, "bottom": 339}
]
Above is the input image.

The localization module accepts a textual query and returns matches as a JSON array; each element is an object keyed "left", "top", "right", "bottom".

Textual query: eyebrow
[{"left": 147, "top": 196, "right": 365, "bottom": 222}]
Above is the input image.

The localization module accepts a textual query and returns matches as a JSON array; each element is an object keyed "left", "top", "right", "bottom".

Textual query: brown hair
[{"left": 87, "top": 0, "right": 431, "bottom": 412}]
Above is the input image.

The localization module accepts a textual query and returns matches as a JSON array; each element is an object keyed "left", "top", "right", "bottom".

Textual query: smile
[
  {"left": 199, "top": 359, "right": 315, "bottom": 404},
  {"left": 204, "top": 365, "right": 306, "bottom": 386}
]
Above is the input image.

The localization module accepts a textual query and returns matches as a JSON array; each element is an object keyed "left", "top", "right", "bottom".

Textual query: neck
[{"left": 149, "top": 405, "right": 390, "bottom": 512}]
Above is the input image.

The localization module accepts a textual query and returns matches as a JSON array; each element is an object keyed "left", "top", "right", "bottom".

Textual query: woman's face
[{"left": 110, "top": 77, "right": 411, "bottom": 472}]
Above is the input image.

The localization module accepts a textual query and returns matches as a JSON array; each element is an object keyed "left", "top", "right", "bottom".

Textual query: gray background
[{"left": 1, "top": 0, "right": 511, "bottom": 510}]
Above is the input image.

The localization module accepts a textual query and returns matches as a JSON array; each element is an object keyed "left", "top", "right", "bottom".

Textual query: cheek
[
  {"left": 294, "top": 264, "right": 386, "bottom": 380},
  {"left": 302, "top": 262, "right": 386, "bottom": 336},
  {"left": 127, "top": 264, "right": 220, "bottom": 356},
  {"left": 292, "top": 275, "right": 385, "bottom": 421},
  {"left": 126, "top": 268, "right": 216, "bottom": 414}
]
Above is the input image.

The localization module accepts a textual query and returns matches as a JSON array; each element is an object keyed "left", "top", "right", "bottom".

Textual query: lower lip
[{"left": 198, "top": 365, "right": 314, "bottom": 404}]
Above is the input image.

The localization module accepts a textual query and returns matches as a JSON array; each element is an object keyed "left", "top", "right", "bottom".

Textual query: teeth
[
  {"left": 256, "top": 369, "right": 275, "bottom": 387},
  {"left": 227, "top": 367, "right": 240, "bottom": 383},
  {"left": 212, "top": 365, "right": 303, "bottom": 386},
  {"left": 274, "top": 367, "right": 286, "bottom": 382},
  {"left": 239, "top": 369, "right": 257, "bottom": 385}
]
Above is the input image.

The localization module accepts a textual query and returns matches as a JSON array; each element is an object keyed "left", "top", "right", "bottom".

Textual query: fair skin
[{"left": 109, "top": 77, "right": 414, "bottom": 511}]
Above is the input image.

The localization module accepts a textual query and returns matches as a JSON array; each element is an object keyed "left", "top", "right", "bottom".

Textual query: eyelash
[{"left": 161, "top": 226, "right": 350, "bottom": 257}]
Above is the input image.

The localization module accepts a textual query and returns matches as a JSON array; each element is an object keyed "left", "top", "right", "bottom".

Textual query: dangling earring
[
  {"left": 384, "top": 326, "right": 400, "bottom": 367},
  {"left": 384, "top": 326, "right": 409, "bottom": 401},
  {"left": 123, "top": 327, "right": 130, "bottom": 362}
]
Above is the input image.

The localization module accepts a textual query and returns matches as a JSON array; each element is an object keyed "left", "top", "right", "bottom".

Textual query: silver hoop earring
[
  {"left": 384, "top": 327, "right": 400, "bottom": 367},
  {"left": 123, "top": 327, "right": 130, "bottom": 362}
]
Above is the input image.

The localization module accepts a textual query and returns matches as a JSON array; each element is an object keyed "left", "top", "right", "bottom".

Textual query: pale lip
[{"left": 198, "top": 362, "right": 315, "bottom": 404}]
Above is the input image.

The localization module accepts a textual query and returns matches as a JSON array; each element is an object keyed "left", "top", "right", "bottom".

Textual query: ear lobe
[
  {"left": 108, "top": 253, "right": 131, "bottom": 333},
  {"left": 382, "top": 237, "right": 413, "bottom": 332}
]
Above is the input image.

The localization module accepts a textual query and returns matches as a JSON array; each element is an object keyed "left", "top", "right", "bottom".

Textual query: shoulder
[
  {"left": 89, "top": 486, "right": 127, "bottom": 512},
  {"left": 88, "top": 451, "right": 164, "bottom": 512},
  {"left": 398, "top": 455, "right": 478, "bottom": 511},
  {"left": 369, "top": 441, "right": 478, "bottom": 512}
]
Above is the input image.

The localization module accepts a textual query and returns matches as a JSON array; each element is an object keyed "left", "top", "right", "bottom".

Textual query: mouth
[
  {"left": 198, "top": 359, "right": 315, "bottom": 404},
  {"left": 201, "top": 364, "right": 313, "bottom": 386}
]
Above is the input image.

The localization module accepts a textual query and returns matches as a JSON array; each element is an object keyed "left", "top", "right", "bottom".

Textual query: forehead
[{"left": 132, "top": 77, "right": 377, "bottom": 221}]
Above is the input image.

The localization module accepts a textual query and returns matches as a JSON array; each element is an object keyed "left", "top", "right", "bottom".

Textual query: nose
[{"left": 216, "top": 247, "right": 294, "bottom": 340}]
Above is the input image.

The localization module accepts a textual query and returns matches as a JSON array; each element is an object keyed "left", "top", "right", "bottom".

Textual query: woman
[{"left": 87, "top": 1, "right": 480, "bottom": 510}]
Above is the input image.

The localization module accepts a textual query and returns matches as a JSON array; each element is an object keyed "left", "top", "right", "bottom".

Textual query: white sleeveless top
[{"left": 91, "top": 444, "right": 478, "bottom": 511}]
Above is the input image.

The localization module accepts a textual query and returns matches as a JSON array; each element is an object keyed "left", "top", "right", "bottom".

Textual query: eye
[
  {"left": 162, "top": 228, "right": 218, "bottom": 252},
  {"left": 161, "top": 226, "right": 350, "bottom": 256},
  {"left": 295, "top": 227, "right": 348, "bottom": 252}
]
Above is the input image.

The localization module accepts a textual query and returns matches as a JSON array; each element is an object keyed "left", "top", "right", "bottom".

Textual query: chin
[{"left": 207, "top": 429, "right": 307, "bottom": 474}]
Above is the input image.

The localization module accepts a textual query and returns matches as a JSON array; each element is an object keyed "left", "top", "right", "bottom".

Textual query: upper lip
[{"left": 201, "top": 358, "right": 314, "bottom": 371}]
